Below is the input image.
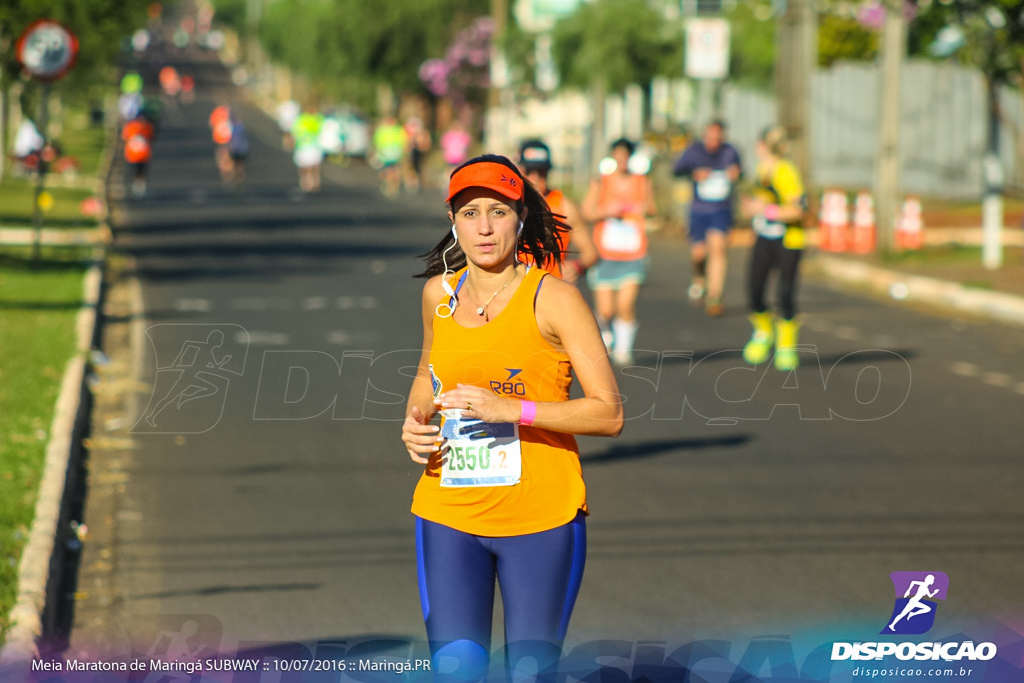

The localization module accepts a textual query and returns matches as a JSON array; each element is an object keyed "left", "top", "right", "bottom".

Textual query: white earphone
[{"left": 436, "top": 226, "right": 461, "bottom": 318}]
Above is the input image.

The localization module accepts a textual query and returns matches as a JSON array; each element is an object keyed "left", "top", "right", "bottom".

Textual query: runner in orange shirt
[
  {"left": 122, "top": 115, "right": 155, "bottom": 197},
  {"left": 402, "top": 154, "right": 622, "bottom": 682},
  {"left": 209, "top": 102, "right": 233, "bottom": 179},
  {"left": 518, "top": 139, "right": 597, "bottom": 282},
  {"left": 581, "top": 138, "right": 658, "bottom": 365}
]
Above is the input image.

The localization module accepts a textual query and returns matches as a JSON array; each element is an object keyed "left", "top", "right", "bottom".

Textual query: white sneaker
[
  {"left": 612, "top": 349, "right": 634, "bottom": 366},
  {"left": 688, "top": 282, "right": 705, "bottom": 301}
]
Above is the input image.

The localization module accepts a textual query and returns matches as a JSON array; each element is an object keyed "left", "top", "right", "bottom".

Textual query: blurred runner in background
[
  {"left": 225, "top": 114, "right": 250, "bottom": 188},
  {"left": 440, "top": 119, "right": 472, "bottom": 191},
  {"left": 403, "top": 115, "right": 432, "bottom": 193},
  {"left": 740, "top": 125, "right": 808, "bottom": 372},
  {"left": 209, "top": 101, "right": 233, "bottom": 182},
  {"left": 276, "top": 98, "right": 300, "bottom": 151},
  {"left": 122, "top": 114, "right": 155, "bottom": 197},
  {"left": 292, "top": 105, "right": 325, "bottom": 192},
  {"left": 582, "top": 139, "right": 657, "bottom": 365},
  {"left": 518, "top": 139, "right": 597, "bottom": 283},
  {"left": 373, "top": 114, "right": 407, "bottom": 197},
  {"left": 672, "top": 120, "right": 742, "bottom": 317}
]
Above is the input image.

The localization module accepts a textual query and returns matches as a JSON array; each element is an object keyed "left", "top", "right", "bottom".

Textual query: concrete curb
[
  {"left": 0, "top": 118, "right": 116, "bottom": 674},
  {"left": 0, "top": 264, "right": 102, "bottom": 672},
  {"left": 811, "top": 254, "right": 1024, "bottom": 328}
]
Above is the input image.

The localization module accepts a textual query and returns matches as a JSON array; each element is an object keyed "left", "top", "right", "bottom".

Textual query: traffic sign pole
[
  {"left": 32, "top": 81, "right": 51, "bottom": 263},
  {"left": 15, "top": 19, "right": 78, "bottom": 263}
]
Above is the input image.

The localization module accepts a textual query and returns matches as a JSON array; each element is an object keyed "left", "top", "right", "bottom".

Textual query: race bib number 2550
[{"left": 439, "top": 411, "right": 521, "bottom": 487}]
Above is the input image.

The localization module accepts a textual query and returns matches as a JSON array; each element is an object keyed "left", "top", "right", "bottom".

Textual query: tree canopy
[
  {"left": 549, "top": 0, "right": 681, "bottom": 94},
  {"left": 247, "top": 0, "right": 490, "bottom": 109}
]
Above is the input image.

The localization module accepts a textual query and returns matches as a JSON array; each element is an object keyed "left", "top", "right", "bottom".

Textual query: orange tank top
[
  {"left": 592, "top": 174, "right": 648, "bottom": 261},
  {"left": 411, "top": 266, "right": 587, "bottom": 536}
]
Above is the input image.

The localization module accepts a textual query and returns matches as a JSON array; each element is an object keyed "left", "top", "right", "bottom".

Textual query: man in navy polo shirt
[{"left": 673, "top": 120, "right": 742, "bottom": 317}]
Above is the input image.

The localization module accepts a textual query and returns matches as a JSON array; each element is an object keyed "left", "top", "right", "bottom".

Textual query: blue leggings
[{"left": 415, "top": 512, "right": 586, "bottom": 681}]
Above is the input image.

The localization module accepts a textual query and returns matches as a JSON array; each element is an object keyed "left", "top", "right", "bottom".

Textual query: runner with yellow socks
[{"left": 740, "top": 126, "right": 807, "bottom": 371}]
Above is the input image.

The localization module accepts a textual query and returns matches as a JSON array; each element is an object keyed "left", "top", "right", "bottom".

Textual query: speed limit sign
[{"left": 16, "top": 19, "right": 79, "bottom": 81}]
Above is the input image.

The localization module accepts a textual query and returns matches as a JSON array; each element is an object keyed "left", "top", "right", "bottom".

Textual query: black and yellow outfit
[{"left": 744, "top": 159, "right": 807, "bottom": 370}]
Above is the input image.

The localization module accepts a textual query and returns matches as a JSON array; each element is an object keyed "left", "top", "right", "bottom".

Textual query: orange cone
[
  {"left": 819, "top": 189, "right": 849, "bottom": 252},
  {"left": 895, "top": 196, "right": 924, "bottom": 250},
  {"left": 851, "top": 191, "right": 876, "bottom": 254}
]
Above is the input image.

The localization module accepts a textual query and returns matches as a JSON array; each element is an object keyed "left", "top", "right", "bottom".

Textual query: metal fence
[{"left": 723, "top": 60, "right": 1019, "bottom": 200}]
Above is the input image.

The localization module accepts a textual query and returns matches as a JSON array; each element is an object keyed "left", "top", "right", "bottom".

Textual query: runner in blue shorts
[{"left": 673, "top": 120, "right": 742, "bottom": 317}]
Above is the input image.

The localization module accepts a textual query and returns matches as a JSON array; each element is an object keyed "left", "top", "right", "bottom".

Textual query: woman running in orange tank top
[
  {"left": 401, "top": 154, "right": 623, "bottom": 682},
  {"left": 581, "top": 138, "right": 657, "bottom": 366}
]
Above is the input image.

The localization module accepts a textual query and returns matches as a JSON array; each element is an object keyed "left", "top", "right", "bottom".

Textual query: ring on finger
[{"left": 466, "top": 401, "right": 473, "bottom": 411}]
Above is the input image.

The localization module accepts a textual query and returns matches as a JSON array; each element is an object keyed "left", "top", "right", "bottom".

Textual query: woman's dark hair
[
  {"left": 609, "top": 137, "right": 635, "bottom": 156},
  {"left": 417, "top": 154, "right": 570, "bottom": 278}
]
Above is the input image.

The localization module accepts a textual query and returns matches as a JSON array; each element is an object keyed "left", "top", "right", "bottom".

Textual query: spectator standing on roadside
[{"left": 672, "top": 119, "right": 742, "bottom": 317}]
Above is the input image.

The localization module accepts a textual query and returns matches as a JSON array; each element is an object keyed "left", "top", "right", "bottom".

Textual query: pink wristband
[
  {"left": 764, "top": 204, "right": 780, "bottom": 221},
  {"left": 518, "top": 400, "right": 537, "bottom": 426}
]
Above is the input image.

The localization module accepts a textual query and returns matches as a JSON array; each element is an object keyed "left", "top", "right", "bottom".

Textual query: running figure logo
[
  {"left": 881, "top": 571, "right": 949, "bottom": 635},
  {"left": 133, "top": 324, "right": 249, "bottom": 434}
]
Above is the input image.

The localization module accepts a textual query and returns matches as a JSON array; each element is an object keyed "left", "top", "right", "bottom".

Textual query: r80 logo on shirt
[{"left": 489, "top": 368, "right": 525, "bottom": 396}]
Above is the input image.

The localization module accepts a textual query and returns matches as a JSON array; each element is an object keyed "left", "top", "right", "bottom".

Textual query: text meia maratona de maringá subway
[{"left": 31, "top": 658, "right": 258, "bottom": 674}]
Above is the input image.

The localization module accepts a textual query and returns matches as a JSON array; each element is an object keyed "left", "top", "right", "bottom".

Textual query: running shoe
[{"left": 687, "top": 282, "right": 705, "bottom": 302}]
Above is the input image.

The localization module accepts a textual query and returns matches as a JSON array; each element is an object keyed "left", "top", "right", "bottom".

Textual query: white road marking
[
  {"left": 950, "top": 361, "right": 979, "bottom": 377},
  {"left": 239, "top": 331, "right": 290, "bottom": 346},
  {"left": 982, "top": 372, "right": 1013, "bottom": 388},
  {"left": 231, "top": 297, "right": 266, "bottom": 310},
  {"left": 303, "top": 296, "right": 328, "bottom": 310},
  {"left": 834, "top": 326, "right": 860, "bottom": 341},
  {"left": 174, "top": 298, "right": 212, "bottom": 312},
  {"left": 326, "top": 331, "right": 351, "bottom": 345}
]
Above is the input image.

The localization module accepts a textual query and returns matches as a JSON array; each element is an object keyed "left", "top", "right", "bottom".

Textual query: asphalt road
[{"left": 67, "top": 38, "right": 1024, "bottom": 676}]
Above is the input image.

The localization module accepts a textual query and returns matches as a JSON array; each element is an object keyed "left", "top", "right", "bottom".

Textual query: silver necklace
[{"left": 471, "top": 268, "right": 518, "bottom": 321}]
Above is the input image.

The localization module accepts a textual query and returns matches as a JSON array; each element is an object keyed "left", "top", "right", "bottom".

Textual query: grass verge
[{"left": 0, "top": 246, "right": 89, "bottom": 646}]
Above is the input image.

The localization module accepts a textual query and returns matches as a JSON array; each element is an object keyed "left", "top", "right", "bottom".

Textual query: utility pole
[
  {"left": 486, "top": 0, "right": 509, "bottom": 154},
  {"left": 981, "top": 77, "right": 1004, "bottom": 270},
  {"left": 874, "top": 2, "right": 906, "bottom": 256},
  {"left": 774, "top": 0, "right": 815, "bottom": 186}
]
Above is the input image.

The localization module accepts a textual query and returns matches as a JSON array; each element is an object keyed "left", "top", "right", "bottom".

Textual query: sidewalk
[{"left": 800, "top": 230, "right": 1024, "bottom": 328}]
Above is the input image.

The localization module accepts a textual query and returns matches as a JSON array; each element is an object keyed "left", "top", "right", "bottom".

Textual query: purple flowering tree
[{"left": 419, "top": 16, "right": 493, "bottom": 110}]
